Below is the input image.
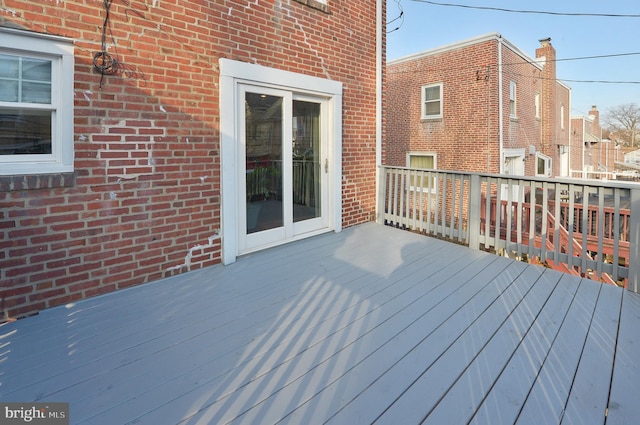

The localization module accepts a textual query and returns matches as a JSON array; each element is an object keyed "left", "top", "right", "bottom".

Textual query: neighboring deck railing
[{"left": 377, "top": 166, "right": 640, "bottom": 292}]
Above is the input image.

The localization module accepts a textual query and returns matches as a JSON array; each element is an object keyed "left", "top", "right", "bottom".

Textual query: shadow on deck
[{"left": 1, "top": 223, "right": 639, "bottom": 424}]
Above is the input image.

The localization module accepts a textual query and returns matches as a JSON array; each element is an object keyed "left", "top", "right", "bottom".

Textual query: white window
[
  {"left": 535, "top": 152, "right": 552, "bottom": 177},
  {"left": 407, "top": 152, "right": 437, "bottom": 192},
  {"left": 509, "top": 81, "right": 517, "bottom": 118},
  {"left": 421, "top": 83, "right": 442, "bottom": 120},
  {"left": 535, "top": 92, "right": 540, "bottom": 119},
  {"left": 560, "top": 104, "right": 565, "bottom": 129},
  {"left": 0, "top": 28, "right": 74, "bottom": 175}
]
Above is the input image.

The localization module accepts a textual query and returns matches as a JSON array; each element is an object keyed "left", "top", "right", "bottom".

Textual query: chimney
[
  {"left": 536, "top": 38, "right": 557, "bottom": 154},
  {"left": 589, "top": 105, "right": 601, "bottom": 138}
]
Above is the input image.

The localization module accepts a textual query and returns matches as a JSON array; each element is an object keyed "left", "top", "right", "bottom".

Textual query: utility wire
[
  {"left": 389, "top": 51, "right": 640, "bottom": 84},
  {"left": 388, "top": 0, "right": 405, "bottom": 33},
  {"left": 410, "top": 0, "right": 640, "bottom": 18}
]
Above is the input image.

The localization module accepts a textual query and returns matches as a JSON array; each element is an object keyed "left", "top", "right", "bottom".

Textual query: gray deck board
[
  {"left": 1, "top": 222, "right": 638, "bottom": 425},
  {"left": 607, "top": 290, "right": 640, "bottom": 424},
  {"left": 561, "top": 283, "right": 622, "bottom": 425}
]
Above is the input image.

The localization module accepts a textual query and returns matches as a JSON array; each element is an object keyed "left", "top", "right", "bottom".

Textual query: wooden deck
[{"left": 2, "top": 222, "right": 639, "bottom": 424}]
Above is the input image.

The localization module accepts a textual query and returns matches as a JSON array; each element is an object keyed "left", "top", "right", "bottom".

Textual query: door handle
[{"left": 325, "top": 158, "right": 328, "bottom": 173}]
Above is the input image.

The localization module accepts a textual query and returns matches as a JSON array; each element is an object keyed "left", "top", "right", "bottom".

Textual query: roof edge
[{"left": 388, "top": 32, "right": 543, "bottom": 71}]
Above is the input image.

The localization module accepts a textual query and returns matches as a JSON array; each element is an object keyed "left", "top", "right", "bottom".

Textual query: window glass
[
  {"left": 410, "top": 155, "right": 434, "bottom": 170},
  {"left": 0, "top": 29, "right": 74, "bottom": 175},
  {"left": 0, "top": 80, "right": 19, "bottom": 102},
  {"left": 537, "top": 156, "right": 545, "bottom": 175},
  {"left": 408, "top": 153, "right": 436, "bottom": 192},
  {"left": 424, "top": 85, "right": 439, "bottom": 101},
  {"left": 422, "top": 83, "right": 442, "bottom": 118},
  {"left": 0, "top": 54, "right": 19, "bottom": 78},
  {"left": 509, "top": 81, "right": 516, "bottom": 117},
  {"left": 535, "top": 153, "right": 551, "bottom": 177},
  {"left": 0, "top": 109, "right": 52, "bottom": 155}
]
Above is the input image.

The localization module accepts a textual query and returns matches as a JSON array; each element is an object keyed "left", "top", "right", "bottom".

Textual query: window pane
[
  {"left": 22, "top": 59, "right": 51, "bottom": 82},
  {"left": 424, "top": 101, "right": 440, "bottom": 116},
  {"left": 0, "top": 109, "right": 52, "bottom": 155},
  {"left": 537, "top": 157, "right": 545, "bottom": 175},
  {"left": 410, "top": 155, "right": 434, "bottom": 169},
  {"left": 22, "top": 81, "right": 52, "bottom": 104},
  {"left": 424, "top": 86, "right": 440, "bottom": 101},
  {"left": 245, "top": 92, "right": 283, "bottom": 233},
  {"left": 292, "top": 100, "right": 321, "bottom": 223},
  {"left": 0, "top": 80, "right": 18, "bottom": 102},
  {"left": 0, "top": 54, "right": 19, "bottom": 78}
]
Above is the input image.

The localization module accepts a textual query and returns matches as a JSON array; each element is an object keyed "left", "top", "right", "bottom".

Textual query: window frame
[
  {"left": 535, "top": 152, "right": 552, "bottom": 177},
  {"left": 0, "top": 27, "right": 74, "bottom": 176},
  {"left": 421, "top": 82, "right": 443, "bottom": 120},
  {"left": 509, "top": 81, "right": 517, "bottom": 118},
  {"left": 535, "top": 92, "right": 540, "bottom": 119},
  {"left": 406, "top": 152, "right": 437, "bottom": 193}
]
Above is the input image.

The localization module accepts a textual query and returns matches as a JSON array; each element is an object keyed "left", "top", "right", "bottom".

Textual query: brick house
[
  {"left": 570, "top": 106, "right": 619, "bottom": 178},
  {"left": 0, "top": 0, "right": 385, "bottom": 319},
  {"left": 386, "top": 33, "right": 571, "bottom": 179}
]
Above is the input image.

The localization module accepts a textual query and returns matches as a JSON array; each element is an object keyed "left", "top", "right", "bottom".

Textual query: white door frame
[{"left": 219, "top": 59, "right": 343, "bottom": 264}]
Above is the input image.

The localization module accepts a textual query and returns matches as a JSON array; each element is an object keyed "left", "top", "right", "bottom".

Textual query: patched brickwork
[{"left": 0, "top": 0, "right": 382, "bottom": 318}]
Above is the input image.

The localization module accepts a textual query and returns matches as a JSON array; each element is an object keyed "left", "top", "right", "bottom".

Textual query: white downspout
[
  {"left": 567, "top": 87, "right": 572, "bottom": 177},
  {"left": 375, "top": 0, "right": 383, "bottom": 217},
  {"left": 582, "top": 118, "right": 586, "bottom": 179},
  {"left": 498, "top": 35, "right": 504, "bottom": 174}
]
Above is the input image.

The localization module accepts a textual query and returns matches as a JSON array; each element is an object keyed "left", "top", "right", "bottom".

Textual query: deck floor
[{"left": 1, "top": 223, "right": 639, "bottom": 424}]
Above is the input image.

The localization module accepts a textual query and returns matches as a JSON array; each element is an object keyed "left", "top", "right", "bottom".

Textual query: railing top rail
[{"left": 380, "top": 165, "right": 640, "bottom": 191}]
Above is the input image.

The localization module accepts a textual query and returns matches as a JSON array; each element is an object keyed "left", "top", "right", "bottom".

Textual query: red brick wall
[
  {"left": 386, "top": 36, "right": 549, "bottom": 176},
  {"left": 501, "top": 44, "right": 542, "bottom": 177},
  {"left": 1, "top": 0, "right": 382, "bottom": 318},
  {"left": 386, "top": 39, "right": 501, "bottom": 173}
]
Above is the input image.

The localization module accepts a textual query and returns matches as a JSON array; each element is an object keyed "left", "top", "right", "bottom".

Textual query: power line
[
  {"left": 390, "top": 50, "right": 640, "bottom": 81},
  {"left": 388, "top": 0, "right": 405, "bottom": 33},
  {"left": 410, "top": 0, "right": 640, "bottom": 18}
]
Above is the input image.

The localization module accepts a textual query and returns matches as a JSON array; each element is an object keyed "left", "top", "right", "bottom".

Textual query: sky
[{"left": 386, "top": 0, "right": 640, "bottom": 119}]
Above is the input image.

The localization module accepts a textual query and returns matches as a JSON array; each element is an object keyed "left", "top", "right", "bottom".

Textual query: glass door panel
[
  {"left": 292, "top": 100, "right": 321, "bottom": 223},
  {"left": 239, "top": 84, "right": 328, "bottom": 254},
  {"left": 245, "top": 92, "right": 284, "bottom": 234}
]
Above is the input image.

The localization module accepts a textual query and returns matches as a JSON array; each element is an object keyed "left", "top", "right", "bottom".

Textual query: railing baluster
[
  {"left": 596, "top": 186, "right": 605, "bottom": 280},
  {"left": 378, "top": 166, "right": 634, "bottom": 290},
  {"left": 613, "top": 188, "right": 621, "bottom": 283},
  {"left": 581, "top": 186, "right": 590, "bottom": 275}
]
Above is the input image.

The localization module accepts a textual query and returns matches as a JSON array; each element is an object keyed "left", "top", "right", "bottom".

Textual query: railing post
[
  {"left": 468, "top": 174, "right": 481, "bottom": 251},
  {"left": 629, "top": 186, "right": 640, "bottom": 293},
  {"left": 376, "top": 165, "right": 386, "bottom": 224}
]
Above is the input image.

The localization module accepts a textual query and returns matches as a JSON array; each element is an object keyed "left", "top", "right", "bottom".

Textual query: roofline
[
  {"left": 571, "top": 115, "right": 595, "bottom": 123},
  {"left": 388, "top": 32, "right": 543, "bottom": 70}
]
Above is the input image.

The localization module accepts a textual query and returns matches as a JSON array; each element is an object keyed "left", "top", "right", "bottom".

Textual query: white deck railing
[{"left": 377, "top": 166, "right": 640, "bottom": 292}]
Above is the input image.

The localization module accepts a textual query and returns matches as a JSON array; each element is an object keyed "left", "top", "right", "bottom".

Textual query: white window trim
[
  {"left": 535, "top": 92, "right": 540, "bottom": 119},
  {"left": 535, "top": 152, "right": 552, "bottom": 177},
  {"left": 0, "top": 27, "right": 74, "bottom": 176},
  {"left": 509, "top": 81, "right": 517, "bottom": 118},
  {"left": 421, "top": 82, "right": 442, "bottom": 120},
  {"left": 560, "top": 104, "right": 565, "bottom": 130},
  {"left": 406, "top": 152, "right": 437, "bottom": 193},
  {"left": 219, "top": 58, "right": 342, "bottom": 265}
]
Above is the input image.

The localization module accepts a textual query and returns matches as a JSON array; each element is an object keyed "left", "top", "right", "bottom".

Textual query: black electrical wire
[
  {"left": 410, "top": 0, "right": 640, "bottom": 18},
  {"left": 388, "top": 0, "right": 405, "bottom": 33},
  {"left": 94, "top": 0, "right": 119, "bottom": 88}
]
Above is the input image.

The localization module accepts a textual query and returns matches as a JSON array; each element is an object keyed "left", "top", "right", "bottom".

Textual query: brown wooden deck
[{"left": 1, "top": 223, "right": 639, "bottom": 424}]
